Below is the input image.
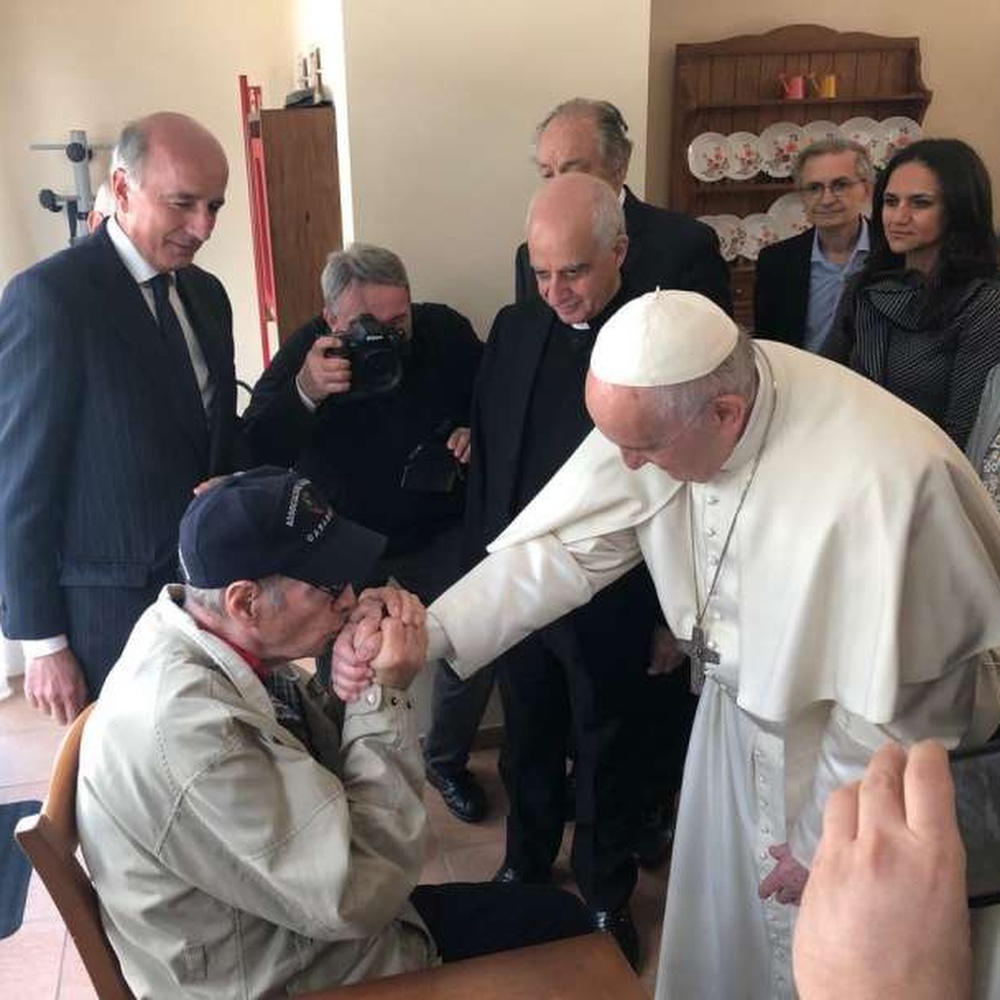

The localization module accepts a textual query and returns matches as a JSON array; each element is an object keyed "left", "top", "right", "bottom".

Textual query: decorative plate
[
  {"left": 687, "top": 132, "right": 730, "bottom": 182},
  {"left": 802, "top": 120, "right": 842, "bottom": 146},
  {"left": 712, "top": 214, "right": 745, "bottom": 262},
  {"left": 768, "top": 192, "right": 810, "bottom": 240},
  {"left": 725, "top": 132, "right": 761, "bottom": 181},
  {"left": 880, "top": 116, "right": 923, "bottom": 164},
  {"left": 840, "top": 116, "right": 887, "bottom": 166},
  {"left": 741, "top": 213, "right": 782, "bottom": 260},
  {"left": 758, "top": 122, "right": 805, "bottom": 178}
]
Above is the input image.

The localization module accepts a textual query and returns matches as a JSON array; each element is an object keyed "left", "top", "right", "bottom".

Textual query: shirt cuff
[
  {"left": 294, "top": 374, "right": 319, "bottom": 413},
  {"left": 23, "top": 635, "right": 69, "bottom": 658}
]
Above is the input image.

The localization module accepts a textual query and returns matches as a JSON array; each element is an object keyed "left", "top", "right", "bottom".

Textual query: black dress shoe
[
  {"left": 425, "top": 766, "right": 487, "bottom": 823},
  {"left": 632, "top": 804, "right": 675, "bottom": 869},
  {"left": 492, "top": 862, "right": 551, "bottom": 884},
  {"left": 591, "top": 904, "right": 640, "bottom": 970}
]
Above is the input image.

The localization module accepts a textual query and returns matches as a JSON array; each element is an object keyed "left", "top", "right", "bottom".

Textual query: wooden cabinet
[
  {"left": 240, "top": 76, "right": 343, "bottom": 363},
  {"left": 668, "top": 24, "right": 931, "bottom": 327}
]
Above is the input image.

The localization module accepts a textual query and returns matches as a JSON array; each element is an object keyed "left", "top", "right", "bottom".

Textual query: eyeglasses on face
[
  {"left": 312, "top": 582, "right": 350, "bottom": 600},
  {"left": 798, "top": 177, "right": 864, "bottom": 200}
]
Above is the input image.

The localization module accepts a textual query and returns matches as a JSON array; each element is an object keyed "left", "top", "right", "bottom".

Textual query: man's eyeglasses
[
  {"left": 798, "top": 178, "right": 864, "bottom": 201},
  {"left": 313, "top": 582, "right": 349, "bottom": 600}
]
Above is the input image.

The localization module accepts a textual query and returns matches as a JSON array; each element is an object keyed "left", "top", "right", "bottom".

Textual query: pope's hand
[{"left": 758, "top": 842, "right": 809, "bottom": 905}]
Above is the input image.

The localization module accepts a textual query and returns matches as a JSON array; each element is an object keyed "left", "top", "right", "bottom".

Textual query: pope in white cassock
[{"left": 335, "top": 290, "right": 1000, "bottom": 997}]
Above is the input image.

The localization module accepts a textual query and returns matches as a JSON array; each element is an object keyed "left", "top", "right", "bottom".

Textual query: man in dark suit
[
  {"left": 514, "top": 97, "right": 731, "bottom": 313},
  {"left": 468, "top": 173, "right": 694, "bottom": 968},
  {"left": 0, "top": 112, "right": 237, "bottom": 723},
  {"left": 754, "top": 137, "right": 873, "bottom": 350}
]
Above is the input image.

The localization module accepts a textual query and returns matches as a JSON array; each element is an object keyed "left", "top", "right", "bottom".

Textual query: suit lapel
[
  {"left": 622, "top": 187, "right": 646, "bottom": 279},
  {"left": 791, "top": 228, "right": 814, "bottom": 344},
  {"left": 86, "top": 232, "right": 209, "bottom": 462}
]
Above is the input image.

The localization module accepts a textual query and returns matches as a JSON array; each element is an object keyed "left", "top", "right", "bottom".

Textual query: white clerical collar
[
  {"left": 106, "top": 214, "right": 165, "bottom": 285},
  {"left": 719, "top": 346, "right": 775, "bottom": 474},
  {"left": 572, "top": 321, "right": 591, "bottom": 330}
]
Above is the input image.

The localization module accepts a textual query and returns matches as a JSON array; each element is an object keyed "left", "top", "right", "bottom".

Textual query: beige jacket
[{"left": 77, "top": 586, "right": 436, "bottom": 999}]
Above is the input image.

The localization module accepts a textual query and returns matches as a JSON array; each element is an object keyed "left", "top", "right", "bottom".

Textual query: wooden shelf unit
[{"left": 668, "top": 24, "right": 931, "bottom": 326}]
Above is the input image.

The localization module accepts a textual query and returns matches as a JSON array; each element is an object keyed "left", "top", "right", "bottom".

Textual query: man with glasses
[
  {"left": 76, "top": 467, "right": 590, "bottom": 999},
  {"left": 754, "top": 138, "right": 873, "bottom": 351}
]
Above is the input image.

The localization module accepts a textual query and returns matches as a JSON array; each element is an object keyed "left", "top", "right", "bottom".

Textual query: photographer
[{"left": 243, "top": 244, "right": 490, "bottom": 822}]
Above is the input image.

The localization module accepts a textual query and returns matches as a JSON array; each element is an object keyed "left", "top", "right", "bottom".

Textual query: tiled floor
[{"left": 0, "top": 680, "right": 666, "bottom": 997}]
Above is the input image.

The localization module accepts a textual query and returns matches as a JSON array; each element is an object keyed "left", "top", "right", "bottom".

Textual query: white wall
[
  {"left": 336, "top": 0, "right": 653, "bottom": 337},
  {"left": 0, "top": 0, "right": 295, "bottom": 384}
]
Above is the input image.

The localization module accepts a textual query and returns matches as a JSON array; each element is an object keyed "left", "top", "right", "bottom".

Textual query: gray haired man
[
  {"left": 754, "top": 137, "right": 874, "bottom": 350},
  {"left": 242, "top": 243, "right": 490, "bottom": 823},
  {"left": 514, "top": 97, "right": 732, "bottom": 313}
]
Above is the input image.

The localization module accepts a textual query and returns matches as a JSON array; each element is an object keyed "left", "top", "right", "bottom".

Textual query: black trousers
[
  {"left": 410, "top": 881, "right": 591, "bottom": 962},
  {"left": 496, "top": 564, "right": 695, "bottom": 911}
]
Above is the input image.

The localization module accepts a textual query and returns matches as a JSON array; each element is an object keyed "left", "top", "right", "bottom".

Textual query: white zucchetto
[{"left": 590, "top": 289, "right": 738, "bottom": 387}]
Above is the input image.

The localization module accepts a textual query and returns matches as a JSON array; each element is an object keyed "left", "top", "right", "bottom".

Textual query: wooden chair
[
  {"left": 14, "top": 702, "right": 135, "bottom": 1000},
  {"left": 15, "top": 707, "right": 645, "bottom": 1000}
]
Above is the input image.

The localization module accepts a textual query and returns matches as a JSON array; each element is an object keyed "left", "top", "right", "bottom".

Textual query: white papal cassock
[{"left": 427, "top": 340, "right": 1000, "bottom": 999}]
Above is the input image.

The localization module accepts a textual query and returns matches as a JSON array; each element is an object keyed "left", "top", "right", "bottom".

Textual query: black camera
[{"left": 322, "top": 313, "right": 404, "bottom": 399}]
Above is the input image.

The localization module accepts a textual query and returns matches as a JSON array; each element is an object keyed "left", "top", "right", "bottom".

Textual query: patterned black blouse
[{"left": 824, "top": 272, "right": 1000, "bottom": 450}]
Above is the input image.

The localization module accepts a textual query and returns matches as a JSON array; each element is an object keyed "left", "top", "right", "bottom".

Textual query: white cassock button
[
  {"left": 366, "top": 691, "right": 377, "bottom": 706},
  {"left": 708, "top": 555, "right": 719, "bottom": 567},
  {"left": 706, "top": 495, "right": 719, "bottom": 505},
  {"left": 706, "top": 526, "right": 717, "bottom": 537}
]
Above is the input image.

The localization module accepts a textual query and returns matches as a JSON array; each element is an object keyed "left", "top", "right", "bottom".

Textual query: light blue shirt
[{"left": 803, "top": 218, "right": 869, "bottom": 353}]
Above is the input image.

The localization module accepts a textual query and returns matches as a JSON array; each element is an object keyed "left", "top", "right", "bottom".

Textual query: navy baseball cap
[{"left": 178, "top": 467, "right": 386, "bottom": 590}]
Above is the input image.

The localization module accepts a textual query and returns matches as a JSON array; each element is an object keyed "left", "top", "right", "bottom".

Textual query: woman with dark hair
[{"left": 824, "top": 138, "right": 1000, "bottom": 449}]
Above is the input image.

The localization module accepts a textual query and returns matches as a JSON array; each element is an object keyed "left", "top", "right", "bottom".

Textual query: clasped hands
[{"left": 332, "top": 586, "right": 427, "bottom": 696}]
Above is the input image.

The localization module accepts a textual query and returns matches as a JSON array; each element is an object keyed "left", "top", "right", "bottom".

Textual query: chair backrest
[{"left": 15, "top": 703, "right": 136, "bottom": 1000}]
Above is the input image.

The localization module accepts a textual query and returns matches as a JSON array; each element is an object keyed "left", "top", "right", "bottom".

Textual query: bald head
[
  {"left": 525, "top": 173, "right": 627, "bottom": 325},
  {"left": 113, "top": 112, "right": 228, "bottom": 272}
]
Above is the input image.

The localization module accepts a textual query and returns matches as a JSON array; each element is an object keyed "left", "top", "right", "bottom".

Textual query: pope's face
[{"left": 586, "top": 376, "right": 739, "bottom": 483}]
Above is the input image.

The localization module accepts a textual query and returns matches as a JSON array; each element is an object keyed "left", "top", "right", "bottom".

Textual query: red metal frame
[{"left": 238, "top": 75, "right": 275, "bottom": 367}]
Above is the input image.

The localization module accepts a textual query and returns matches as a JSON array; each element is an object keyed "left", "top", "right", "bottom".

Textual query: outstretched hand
[
  {"left": 793, "top": 741, "right": 971, "bottom": 1000},
  {"left": 330, "top": 586, "right": 426, "bottom": 699}
]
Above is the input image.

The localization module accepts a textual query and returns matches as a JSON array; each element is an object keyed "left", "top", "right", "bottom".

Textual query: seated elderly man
[{"left": 76, "top": 467, "right": 590, "bottom": 998}]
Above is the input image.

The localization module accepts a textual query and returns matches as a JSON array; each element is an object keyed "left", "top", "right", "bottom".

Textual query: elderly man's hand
[
  {"left": 296, "top": 332, "right": 352, "bottom": 404},
  {"left": 793, "top": 741, "right": 971, "bottom": 1000},
  {"left": 330, "top": 586, "right": 426, "bottom": 700}
]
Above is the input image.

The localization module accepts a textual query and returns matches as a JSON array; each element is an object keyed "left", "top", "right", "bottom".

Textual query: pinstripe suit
[{"left": 0, "top": 223, "right": 237, "bottom": 694}]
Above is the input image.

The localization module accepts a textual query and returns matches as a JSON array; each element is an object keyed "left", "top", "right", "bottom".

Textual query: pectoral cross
[{"left": 676, "top": 624, "right": 720, "bottom": 693}]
